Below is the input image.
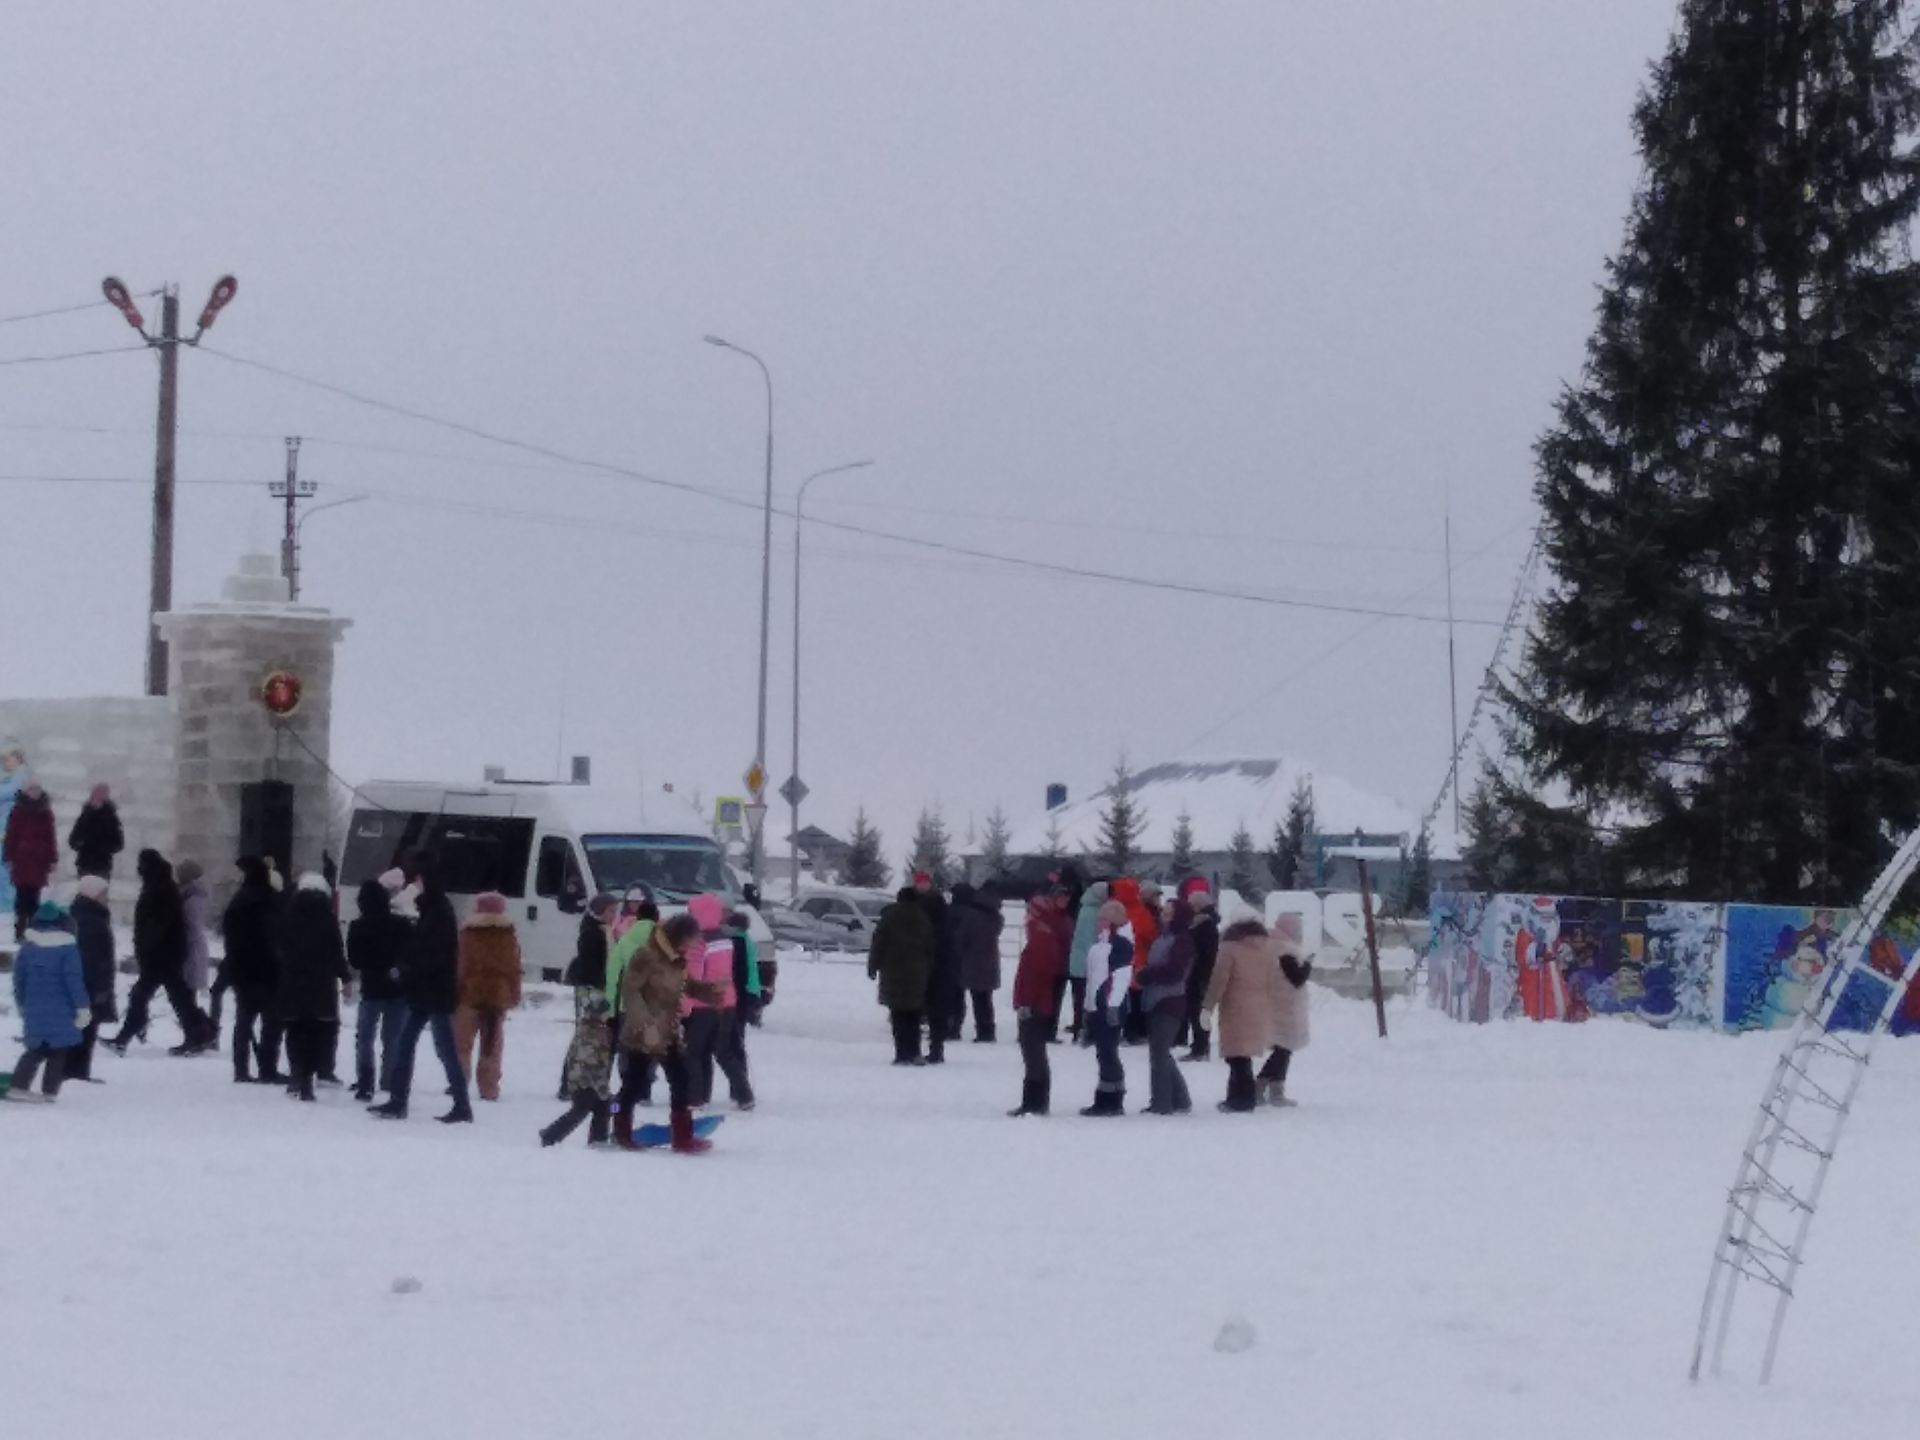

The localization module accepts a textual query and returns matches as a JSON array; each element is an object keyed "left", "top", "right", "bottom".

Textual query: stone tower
[{"left": 158, "top": 554, "right": 351, "bottom": 905}]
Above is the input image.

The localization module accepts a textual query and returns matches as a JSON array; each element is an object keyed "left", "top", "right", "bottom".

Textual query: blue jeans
[
  {"left": 355, "top": 996, "right": 407, "bottom": 1094},
  {"left": 388, "top": 1009, "right": 469, "bottom": 1113}
]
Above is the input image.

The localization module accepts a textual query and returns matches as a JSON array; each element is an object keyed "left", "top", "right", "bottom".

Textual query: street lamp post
[
  {"left": 291, "top": 494, "right": 370, "bottom": 600},
  {"left": 704, "top": 334, "right": 776, "bottom": 888},
  {"left": 790, "top": 460, "right": 875, "bottom": 900}
]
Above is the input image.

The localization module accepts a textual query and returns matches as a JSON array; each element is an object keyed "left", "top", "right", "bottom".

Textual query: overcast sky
[{"left": 0, "top": 1, "right": 1678, "bottom": 860}]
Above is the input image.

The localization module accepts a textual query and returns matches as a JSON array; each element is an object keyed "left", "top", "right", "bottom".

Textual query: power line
[
  {"left": 0, "top": 415, "right": 1533, "bottom": 564},
  {"left": 196, "top": 344, "right": 1507, "bottom": 627},
  {"left": 0, "top": 344, "right": 150, "bottom": 368},
  {"left": 0, "top": 298, "right": 112, "bottom": 326}
]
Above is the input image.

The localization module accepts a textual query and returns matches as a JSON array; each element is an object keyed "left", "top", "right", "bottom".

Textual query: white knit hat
[{"left": 297, "top": 872, "right": 332, "bottom": 894}]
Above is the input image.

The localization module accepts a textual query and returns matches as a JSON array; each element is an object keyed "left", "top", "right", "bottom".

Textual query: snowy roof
[{"left": 997, "top": 757, "right": 1421, "bottom": 857}]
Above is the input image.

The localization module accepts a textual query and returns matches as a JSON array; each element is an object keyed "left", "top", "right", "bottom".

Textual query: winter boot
[
  {"left": 612, "top": 1105, "right": 641, "bottom": 1151},
  {"left": 369, "top": 1099, "right": 407, "bottom": 1120},
  {"left": 669, "top": 1107, "right": 711, "bottom": 1154},
  {"left": 437, "top": 1100, "right": 474, "bottom": 1125},
  {"left": 1079, "top": 1089, "right": 1124, "bottom": 1117},
  {"left": 1008, "top": 1080, "right": 1049, "bottom": 1118}
]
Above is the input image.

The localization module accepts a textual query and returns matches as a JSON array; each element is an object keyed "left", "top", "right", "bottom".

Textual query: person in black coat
[
  {"left": 68, "top": 784, "right": 125, "bottom": 879},
  {"left": 371, "top": 857, "right": 473, "bottom": 1124},
  {"left": 915, "top": 873, "right": 960, "bottom": 1061},
  {"left": 222, "top": 856, "right": 285, "bottom": 1084},
  {"left": 348, "top": 878, "right": 412, "bottom": 1101},
  {"left": 1181, "top": 881, "right": 1221, "bottom": 1061},
  {"left": 951, "top": 882, "right": 1005, "bottom": 1042},
  {"left": 106, "top": 849, "right": 211, "bottom": 1055},
  {"left": 556, "top": 896, "right": 615, "bottom": 1101},
  {"left": 64, "top": 874, "right": 119, "bottom": 1082},
  {"left": 276, "top": 875, "right": 353, "bottom": 1102}
]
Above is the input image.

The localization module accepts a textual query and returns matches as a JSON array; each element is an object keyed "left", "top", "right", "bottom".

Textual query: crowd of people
[
  {"left": 4, "top": 799, "right": 761, "bottom": 1157},
  {"left": 866, "top": 868, "right": 1311, "bottom": 1117},
  {"left": 8, "top": 786, "right": 1310, "bottom": 1137}
]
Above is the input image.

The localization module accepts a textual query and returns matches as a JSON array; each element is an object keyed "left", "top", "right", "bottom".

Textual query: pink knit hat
[
  {"left": 475, "top": 891, "right": 508, "bottom": 916},
  {"left": 688, "top": 892, "right": 727, "bottom": 930}
]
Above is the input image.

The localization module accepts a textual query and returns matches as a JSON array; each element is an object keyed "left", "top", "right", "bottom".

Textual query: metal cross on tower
[{"left": 1691, "top": 825, "right": 1920, "bottom": 1383}]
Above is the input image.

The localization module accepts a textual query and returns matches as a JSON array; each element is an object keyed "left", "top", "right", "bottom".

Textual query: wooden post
[{"left": 1358, "top": 858, "right": 1388, "bottom": 1038}]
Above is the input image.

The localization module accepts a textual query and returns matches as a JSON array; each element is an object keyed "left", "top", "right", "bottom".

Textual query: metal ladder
[{"left": 1690, "top": 827, "right": 1920, "bottom": 1383}]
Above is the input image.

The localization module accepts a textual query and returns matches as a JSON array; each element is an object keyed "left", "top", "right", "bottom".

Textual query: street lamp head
[
  {"left": 703, "top": 334, "right": 730, "bottom": 348},
  {"left": 101, "top": 277, "right": 145, "bottom": 332},
  {"left": 196, "top": 275, "right": 237, "bottom": 334}
]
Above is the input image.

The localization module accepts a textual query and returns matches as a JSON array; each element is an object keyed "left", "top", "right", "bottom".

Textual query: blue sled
[{"left": 631, "top": 1113, "right": 725, "bottom": 1149}]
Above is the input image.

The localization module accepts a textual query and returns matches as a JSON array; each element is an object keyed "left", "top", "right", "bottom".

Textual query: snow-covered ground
[{"left": 5, "top": 961, "right": 1918, "bottom": 1438}]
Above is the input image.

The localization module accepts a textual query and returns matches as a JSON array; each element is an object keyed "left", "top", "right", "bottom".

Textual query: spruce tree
[
  {"left": 1170, "top": 808, "right": 1197, "bottom": 875},
  {"left": 1269, "top": 775, "right": 1317, "bottom": 889},
  {"left": 980, "top": 804, "right": 1013, "bottom": 877},
  {"left": 909, "top": 807, "right": 956, "bottom": 890},
  {"left": 840, "top": 808, "right": 891, "bottom": 889},
  {"left": 1495, "top": 0, "right": 1920, "bottom": 904},
  {"left": 1228, "top": 823, "right": 1264, "bottom": 903},
  {"left": 1402, "top": 825, "right": 1435, "bottom": 917},
  {"left": 1096, "top": 756, "right": 1147, "bottom": 874}
]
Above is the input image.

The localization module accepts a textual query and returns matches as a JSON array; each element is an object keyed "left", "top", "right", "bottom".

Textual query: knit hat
[
  {"left": 1139, "top": 880, "right": 1163, "bottom": 900},
  {"left": 297, "top": 872, "right": 331, "bottom": 894},
  {"left": 1179, "top": 876, "right": 1210, "bottom": 901},
  {"left": 1275, "top": 912, "right": 1305, "bottom": 943},
  {"left": 378, "top": 867, "right": 408, "bottom": 894},
  {"left": 688, "top": 893, "right": 727, "bottom": 930},
  {"left": 587, "top": 893, "right": 617, "bottom": 919},
  {"left": 913, "top": 870, "right": 933, "bottom": 888},
  {"left": 33, "top": 897, "right": 69, "bottom": 925},
  {"left": 75, "top": 874, "right": 110, "bottom": 902},
  {"left": 475, "top": 891, "right": 508, "bottom": 916},
  {"left": 1097, "top": 900, "right": 1129, "bottom": 929}
]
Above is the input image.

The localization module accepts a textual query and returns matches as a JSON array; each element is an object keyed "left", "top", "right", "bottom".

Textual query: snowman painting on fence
[{"left": 0, "top": 739, "right": 29, "bottom": 916}]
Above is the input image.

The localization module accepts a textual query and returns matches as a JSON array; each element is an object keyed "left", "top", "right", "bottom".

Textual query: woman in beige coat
[
  {"left": 1260, "top": 911, "right": 1313, "bottom": 1106},
  {"left": 1204, "top": 913, "right": 1282, "bottom": 1112}
]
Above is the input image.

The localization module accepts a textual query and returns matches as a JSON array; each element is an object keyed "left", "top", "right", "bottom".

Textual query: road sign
[
  {"left": 779, "top": 775, "right": 809, "bottom": 808},
  {"left": 269, "top": 479, "right": 318, "bottom": 498},
  {"left": 744, "top": 761, "right": 766, "bottom": 799},
  {"left": 744, "top": 801, "right": 769, "bottom": 837}
]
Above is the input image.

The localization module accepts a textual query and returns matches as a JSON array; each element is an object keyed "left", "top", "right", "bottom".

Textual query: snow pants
[
  {"left": 454, "top": 1005, "right": 506, "bottom": 1101},
  {"left": 1088, "top": 1008, "right": 1125, "bottom": 1102},
  {"left": 11, "top": 1043, "right": 68, "bottom": 1097}
]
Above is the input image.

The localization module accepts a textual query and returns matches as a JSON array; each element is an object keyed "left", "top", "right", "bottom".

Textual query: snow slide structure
[{"left": 1692, "top": 827, "right": 1920, "bottom": 1384}]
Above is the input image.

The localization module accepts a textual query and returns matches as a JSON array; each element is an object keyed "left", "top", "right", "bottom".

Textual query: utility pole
[
  {"left": 1444, "top": 506, "right": 1463, "bottom": 836},
  {"left": 705, "top": 334, "right": 776, "bottom": 887},
  {"left": 102, "top": 275, "right": 238, "bottom": 695},
  {"left": 150, "top": 290, "right": 180, "bottom": 697},
  {"left": 270, "top": 436, "right": 316, "bottom": 599}
]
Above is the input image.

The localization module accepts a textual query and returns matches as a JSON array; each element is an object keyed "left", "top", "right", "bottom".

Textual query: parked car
[
  {"left": 764, "top": 903, "right": 859, "bottom": 954},
  {"left": 795, "top": 888, "right": 892, "bottom": 947}
]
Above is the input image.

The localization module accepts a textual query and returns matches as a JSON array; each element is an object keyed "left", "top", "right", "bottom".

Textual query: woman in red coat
[
  {"left": 3, "top": 782, "right": 59, "bottom": 942},
  {"left": 1009, "top": 886, "right": 1073, "bottom": 1116}
]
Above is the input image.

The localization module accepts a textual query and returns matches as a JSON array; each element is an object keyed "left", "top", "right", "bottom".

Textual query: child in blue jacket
[{"left": 7, "top": 899, "right": 90, "bottom": 1102}]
